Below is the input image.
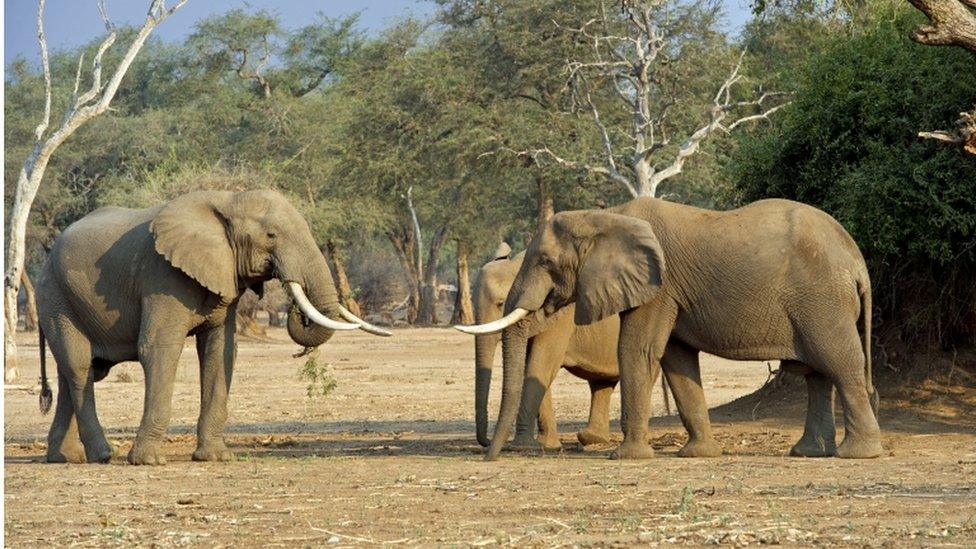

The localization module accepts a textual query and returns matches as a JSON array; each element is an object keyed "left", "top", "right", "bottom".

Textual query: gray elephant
[
  {"left": 466, "top": 246, "right": 620, "bottom": 449},
  {"left": 463, "top": 197, "right": 882, "bottom": 461},
  {"left": 36, "top": 190, "right": 390, "bottom": 465}
]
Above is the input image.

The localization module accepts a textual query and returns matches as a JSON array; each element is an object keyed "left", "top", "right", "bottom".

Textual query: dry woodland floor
[{"left": 4, "top": 327, "right": 976, "bottom": 547}]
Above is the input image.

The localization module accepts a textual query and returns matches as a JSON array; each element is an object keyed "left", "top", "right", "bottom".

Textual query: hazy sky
[{"left": 4, "top": 1, "right": 754, "bottom": 67}]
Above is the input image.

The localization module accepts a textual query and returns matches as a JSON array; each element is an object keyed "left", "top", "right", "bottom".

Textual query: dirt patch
[{"left": 5, "top": 328, "right": 976, "bottom": 546}]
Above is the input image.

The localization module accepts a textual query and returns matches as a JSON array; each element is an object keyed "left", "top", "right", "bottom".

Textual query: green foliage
[
  {"left": 730, "top": 3, "right": 976, "bottom": 345},
  {"left": 298, "top": 352, "right": 338, "bottom": 399}
]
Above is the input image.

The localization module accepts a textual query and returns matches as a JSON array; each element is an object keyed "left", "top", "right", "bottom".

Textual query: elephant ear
[
  {"left": 570, "top": 212, "right": 666, "bottom": 325},
  {"left": 491, "top": 241, "right": 512, "bottom": 261},
  {"left": 150, "top": 192, "right": 238, "bottom": 301}
]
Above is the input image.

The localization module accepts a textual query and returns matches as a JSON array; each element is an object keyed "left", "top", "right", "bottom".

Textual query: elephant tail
[
  {"left": 39, "top": 328, "right": 53, "bottom": 414},
  {"left": 858, "top": 275, "right": 877, "bottom": 416}
]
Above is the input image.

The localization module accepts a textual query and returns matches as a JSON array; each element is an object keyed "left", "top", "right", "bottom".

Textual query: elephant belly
[{"left": 672, "top": 305, "right": 798, "bottom": 362}]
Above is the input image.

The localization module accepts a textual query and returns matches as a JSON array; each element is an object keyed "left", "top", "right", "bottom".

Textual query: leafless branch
[
  {"left": 32, "top": 0, "right": 51, "bottom": 142},
  {"left": 918, "top": 107, "right": 976, "bottom": 155}
]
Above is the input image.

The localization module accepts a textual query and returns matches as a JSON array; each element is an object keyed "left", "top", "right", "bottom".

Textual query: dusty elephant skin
[
  {"left": 471, "top": 249, "right": 620, "bottom": 450},
  {"left": 36, "top": 189, "right": 384, "bottom": 466},
  {"left": 472, "top": 197, "right": 882, "bottom": 461}
]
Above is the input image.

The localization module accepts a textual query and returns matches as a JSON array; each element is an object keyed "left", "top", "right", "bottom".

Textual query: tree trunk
[
  {"left": 416, "top": 226, "right": 448, "bottom": 326},
  {"left": 235, "top": 290, "right": 266, "bottom": 338},
  {"left": 21, "top": 271, "right": 38, "bottom": 333},
  {"left": 324, "top": 239, "right": 362, "bottom": 317},
  {"left": 536, "top": 171, "right": 554, "bottom": 233},
  {"left": 451, "top": 241, "right": 474, "bottom": 325},
  {"left": 388, "top": 227, "right": 421, "bottom": 324}
]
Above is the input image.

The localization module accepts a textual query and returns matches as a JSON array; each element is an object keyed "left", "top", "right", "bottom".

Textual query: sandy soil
[{"left": 4, "top": 327, "right": 975, "bottom": 547}]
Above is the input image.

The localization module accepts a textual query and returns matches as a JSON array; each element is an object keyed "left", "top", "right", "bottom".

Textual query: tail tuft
[{"left": 39, "top": 379, "right": 53, "bottom": 414}]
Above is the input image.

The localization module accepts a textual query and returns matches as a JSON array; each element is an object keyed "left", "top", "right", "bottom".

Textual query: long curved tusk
[
  {"left": 338, "top": 304, "right": 393, "bottom": 337},
  {"left": 286, "top": 282, "right": 359, "bottom": 331},
  {"left": 453, "top": 308, "right": 530, "bottom": 335}
]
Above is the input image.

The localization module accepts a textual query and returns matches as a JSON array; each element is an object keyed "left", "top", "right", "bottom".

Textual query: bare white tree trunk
[{"left": 3, "top": 0, "right": 188, "bottom": 382}]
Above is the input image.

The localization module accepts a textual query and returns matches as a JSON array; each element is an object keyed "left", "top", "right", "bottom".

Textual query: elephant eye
[{"left": 266, "top": 232, "right": 277, "bottom": 240}]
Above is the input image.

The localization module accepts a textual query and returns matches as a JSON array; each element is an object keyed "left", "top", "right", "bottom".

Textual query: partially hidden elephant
[
  {"left": 36, "top": 189, "right": 391, "bottom": 465},
  {"left": 462, "top": 197, "right": 882, "bottom": 461},
  {"left": 468, "top": 245, "right": 620, "bottom": 450}
]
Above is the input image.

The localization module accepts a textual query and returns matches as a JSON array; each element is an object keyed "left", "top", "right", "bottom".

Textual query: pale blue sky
[{"left": 4, "top": 1, "right": 754, "bottom": 67}]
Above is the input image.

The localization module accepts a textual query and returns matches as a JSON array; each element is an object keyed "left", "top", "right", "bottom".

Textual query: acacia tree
[
  {"left": 908, "top": 0, "right": 976, "bottom": 153},
  {"left": 4, "top": 0, "right": 187, "bottom": 383},
  {"left": 508, "top": 0, "right": 787, "bottom": 198}
]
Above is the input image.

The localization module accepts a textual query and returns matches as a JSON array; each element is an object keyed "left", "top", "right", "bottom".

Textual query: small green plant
[
  {"left": 299, "top": 351, "right": 338, "bottom": 399},
  {"left": 676, "top": 485, "right": 694, "bottom": 516}
]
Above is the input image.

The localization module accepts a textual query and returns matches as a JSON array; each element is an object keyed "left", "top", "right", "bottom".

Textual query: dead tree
[
  {"left": 509, "top": 0, "right": 787, "bottom": 198},
  {"left": 451, "top": 240, "right": 475, "bottom": 325},
  {"left": 3, "top": 0, "right": 188, "bottom": 383},
  {"left": 908, "top": 0, "right": 976, "bottom": 154}
]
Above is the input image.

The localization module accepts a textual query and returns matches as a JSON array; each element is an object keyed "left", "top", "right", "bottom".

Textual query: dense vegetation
[{"left": 5, "top": 0, "right": 974, "bottom": 351}]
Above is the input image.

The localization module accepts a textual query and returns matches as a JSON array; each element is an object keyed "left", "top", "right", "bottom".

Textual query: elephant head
[
  {"left": 151, "top": 190, "right": 389, "bottom": 349},
  {"left": 457, "top": 210, "right": 665, "bottom": 459},
  {"left": 470, "top": 245, "right": 522, "bottom": 447}
]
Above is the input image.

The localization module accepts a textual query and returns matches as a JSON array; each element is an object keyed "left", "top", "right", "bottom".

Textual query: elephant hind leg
[
  {"left": 789, "top": 365, "right": 837, "bottom": 458},
  {"left": 46, "top": 373, "right": 87, "bottom": 463},
  {"left": 45, "top": 320, "right": 113, "bottom": 463},
  {"left": 801, "top": 336, "right": 881, "bottom": 459},
  {"left": 578, "top": 379, "right": 615, "bottom": 446}
]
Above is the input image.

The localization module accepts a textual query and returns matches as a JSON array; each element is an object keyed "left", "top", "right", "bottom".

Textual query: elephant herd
[{"left": 34, "top": 189, "right": 883, "bottom": 465}]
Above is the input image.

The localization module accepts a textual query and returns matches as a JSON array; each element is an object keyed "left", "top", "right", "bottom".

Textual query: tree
[
  {"left": 908, "top": 0, "right": 976, "bottom": 153},
  {"left": 4, "top": 0, "right": 187, "bottom": 383},
  {"left": 730, "top": 3, "right": 976, "bottom": 347},
  {"left": 505, "top": 0, "right": 787, "bottom": 198}
]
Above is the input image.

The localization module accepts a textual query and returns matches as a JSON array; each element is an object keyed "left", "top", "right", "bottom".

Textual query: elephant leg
[
  {"left": 803, "top": 336, "right": 881, "bottom": 459},
  {"left": 512, "top": 329, "right": 569, "bottom": 450},
  {"left": 192, "top": 315, "right": 236, "bottom": 462},
  {"left": 128, "top": 327, "right": 185, "bottom": 466},
  {"left": 535, "top": 390, "right": 561, "bottom": 450},
  {"left": 661, "top": 339, "right": 721, "bottom": 457},
  {"left": 611, "top": 299, "right": 675, "bottom": 460},
  {"left": 578, "top": 380, "right": 615, "bottom": 446},
  {"left": 790, "top": 369, "right": 837, "bottom": 457},
  {"left": 46, "top": 372, "right": 87, "bottom": 463},
  {"left": 45, "top": 321, "right": 113, "bottom": 463}
]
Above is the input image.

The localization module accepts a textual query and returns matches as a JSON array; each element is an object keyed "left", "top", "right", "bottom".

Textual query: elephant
[
  {"left": 467, "top": 245, "right": 620, "bottom": 450},
  {"left": 35, "top": 189, "right": 391, "bottom": 465},
  {"left": 462, "top": 197, "right": 882, "bottom": 461}
]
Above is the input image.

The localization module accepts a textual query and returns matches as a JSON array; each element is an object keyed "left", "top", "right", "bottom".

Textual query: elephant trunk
[
  {"left": 284, "top": 250, "right": 342, "bottom": 348},
  {"left": 486, "top": 323, "right": 528, "bottom": 461},
  {"left": 474, "top": 332, "right": 500, "bottom": 447}
]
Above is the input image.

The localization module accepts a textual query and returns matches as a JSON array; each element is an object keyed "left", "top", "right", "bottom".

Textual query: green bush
[{"left": 730, "top": 5, "right": 976, "bottom": 347}]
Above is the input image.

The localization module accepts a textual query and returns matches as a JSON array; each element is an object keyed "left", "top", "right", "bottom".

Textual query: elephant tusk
[
  {"left": 285, "top": 282, "right": 360, "bottom": 331},
  {"left": 338, "top": 304, "right": 393, "bottom": 337},
  {"left": 453, "top": 308, "right": 530, "bottom": 335}
]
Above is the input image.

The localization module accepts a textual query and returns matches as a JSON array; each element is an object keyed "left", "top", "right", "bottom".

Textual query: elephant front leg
[
  {"left": 46, "top": 374, "right": 88, "bottom": 463},
  {"left": 578, "top": 380, "right": 615, "bottom": 446},
  {"left": 790, "top": 370, "right": 837, "bottom": 457},
  {"left": 611, "top": 301, "right": 675, "bottom": 460},
  {"left": 661, "top": 339, "right": 721, "bottom": 458},
  {"left": 129, "top": 340, "right": 184, "bottom": 466},
  {"left": 535, "top": 391, "right": 562, "bottom": 450},
  {"left": 192, "top": 318, "right": 237, "bottom": 462}
]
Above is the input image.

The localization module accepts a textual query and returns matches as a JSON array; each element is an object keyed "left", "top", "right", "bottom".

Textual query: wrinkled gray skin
[
  {"left": 473, "top": 250, "right": 619, "bottom": 449},
  {"left": 489, "top": 197, "right": 881, "bottom": 461},
  {"left": 38, "top": 190, "right": 343, "bottom": 465}
]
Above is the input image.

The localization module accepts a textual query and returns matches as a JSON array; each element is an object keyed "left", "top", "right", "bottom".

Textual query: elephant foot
[
  {"left": 609, "top": 440, "right": 655, "bottom": 460},
  {"left": 835, "top": 434, "right": 882, "bottom": 459},
  {"left": 46, "top": 442, "right": 88, "bottom": 464},
  {"left": 676, "top": 437, "right": 722, "bottom": 458},
  {"left": 510, "top": 435, "right": 544, "bottom": 450},
  {"left": 789, "top": 434, "right": 837, "bottom": 458},
  {"left": 577, "top": 427, "right": 610, "bottom": 446},
  {"left": 83, "top": 438, "right": 115, "bottom": 464},
  {"left": 537, "top": 434, "right": 562, "bottom": 450},
  {"left": 192, "top": 441, "right": 234, "bottom": 462},
  {"left": 127, "top": 441, "right": 167, "bottom": 466}
]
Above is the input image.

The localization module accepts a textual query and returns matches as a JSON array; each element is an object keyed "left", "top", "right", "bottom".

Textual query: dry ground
[{"left": 4, "top": 327, "right": 975, "bottom": 547}]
